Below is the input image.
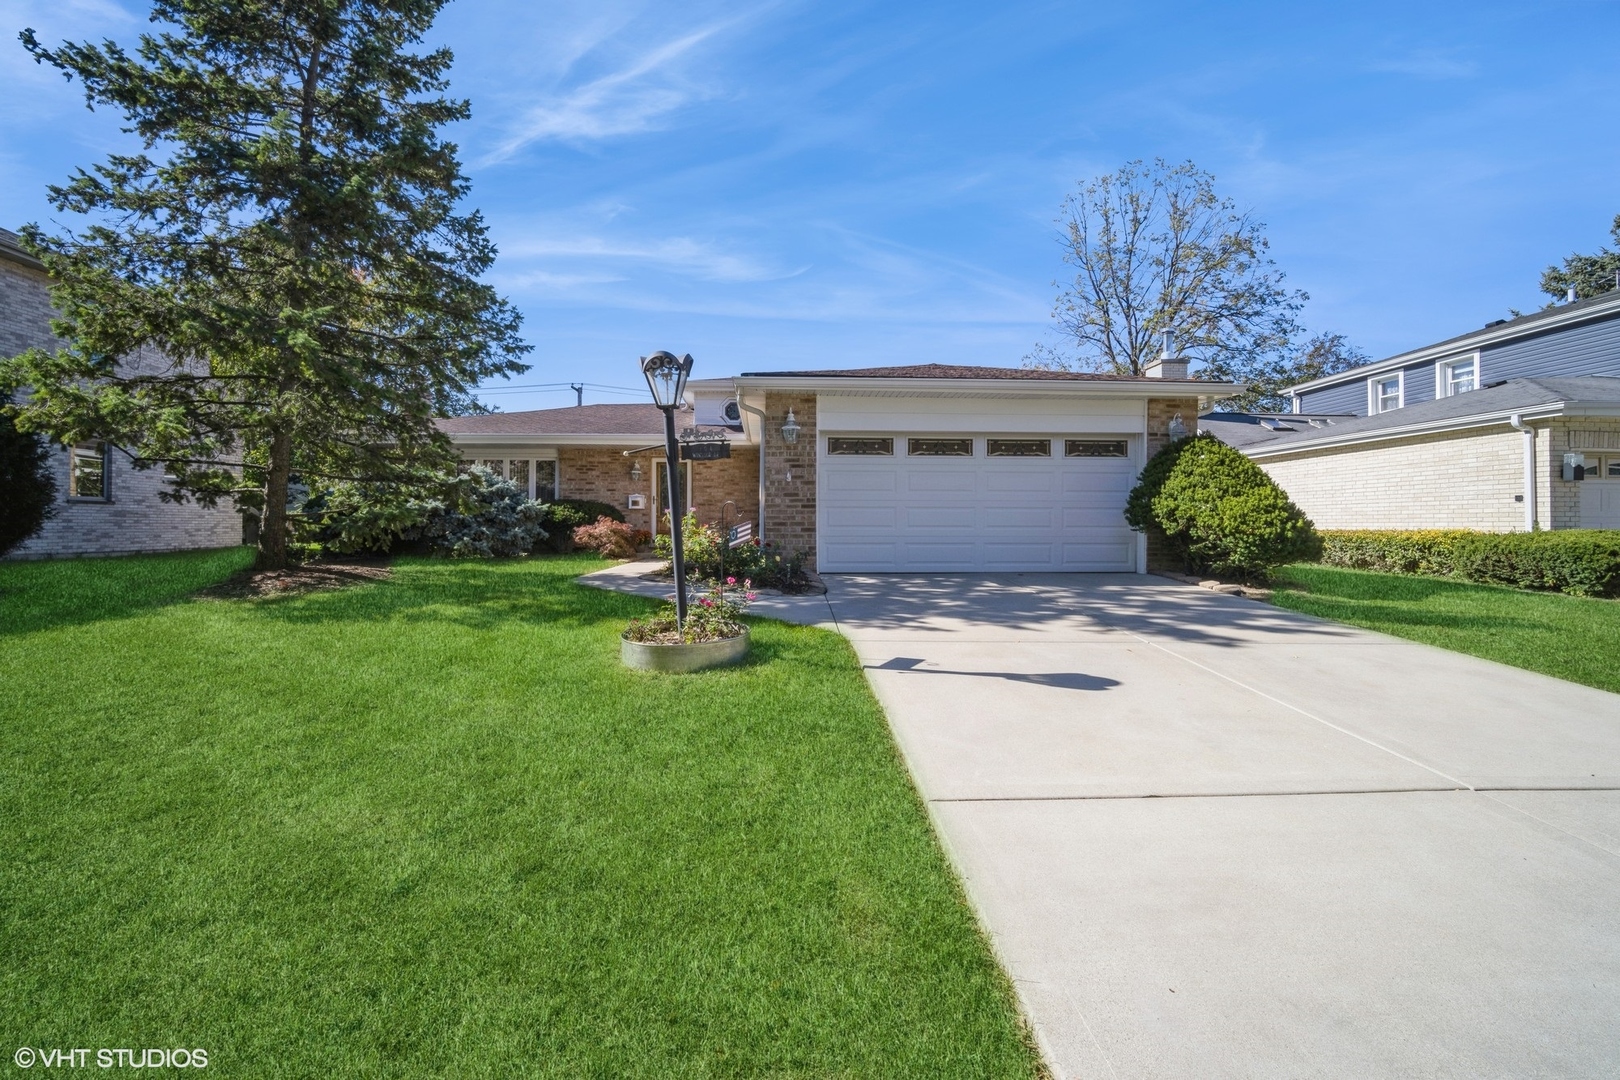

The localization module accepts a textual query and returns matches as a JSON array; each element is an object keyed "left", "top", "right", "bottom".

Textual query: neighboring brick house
[
  {"left": 2, "top": 228, "right": 242, "bottom": 559},
  {"left": 1203, "top": 294, "right": 1620, "bottom": 533},
  {"left": 442, "top": 362, "right": 1228, "bottom": 572}
]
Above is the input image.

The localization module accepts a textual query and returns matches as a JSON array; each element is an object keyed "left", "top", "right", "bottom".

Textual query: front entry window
[{"left": 535, "top": 460, "right": 557, "bottom": 501}]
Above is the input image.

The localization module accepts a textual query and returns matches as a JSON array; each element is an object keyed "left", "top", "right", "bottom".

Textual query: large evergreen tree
[
  {"left": 1540, "top": 213, "right": 1620, "bottom": 303},
  {"left": 0, "top": 408, "right": 57, "bottom": 557},
  {"left": 3, "top": 0, "right": 529, "bottom": 568}
]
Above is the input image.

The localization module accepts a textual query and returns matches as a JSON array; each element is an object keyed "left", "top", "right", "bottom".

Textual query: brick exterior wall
[
  {"left": 761, "top": 392, "right": 818, "bottom": 569},
  {"left": 557, "top": 444, "right": 760, "bottom": 535},
  {"left": 689, "top": 445, "right": 760, "bottom": 531},
  {"left": 1256, "top": 423, "right": 1570, "bottom": 532},
  {"left": 4, "top": 256, "right": 242, "bottom": 559},
  {"left": 558, "top": 447, "right": 656, "bottom": 533},
  {"left": 1146, "top": 396, "right": 1198, "bottom": 457}
]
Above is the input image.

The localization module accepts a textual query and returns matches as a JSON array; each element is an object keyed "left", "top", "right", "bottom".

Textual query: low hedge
[{"left": 1318, "top": 529, "right": 1620, "bottom": 598}]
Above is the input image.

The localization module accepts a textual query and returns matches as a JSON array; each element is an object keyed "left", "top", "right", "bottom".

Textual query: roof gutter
[{"left": 728, "top": 375, "right": 1240, "bottom": 397}]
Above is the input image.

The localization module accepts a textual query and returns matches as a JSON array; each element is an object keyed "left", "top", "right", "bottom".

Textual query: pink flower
[
  {"left": 745, "top": 592, "right": 757, "bottom": 602},
  {"left": 726, "top": 576, "right": 736, "bottom": 585}
]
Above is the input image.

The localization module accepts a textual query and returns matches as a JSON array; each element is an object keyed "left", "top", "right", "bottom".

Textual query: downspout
[
  {"left": 1509, "top": 414, "right": 1537, "bottom": 532},
  {"left": 737, "top": 398, "right": 767, "bottom": 543}
]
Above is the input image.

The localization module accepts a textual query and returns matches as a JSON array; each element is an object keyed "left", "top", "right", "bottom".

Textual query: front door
[
  {"left": 1581, "top": 455, "right": 1620, "bottom": 528},
  {"left": 653, "top": 460, "right": 691, "bottom": 534}
]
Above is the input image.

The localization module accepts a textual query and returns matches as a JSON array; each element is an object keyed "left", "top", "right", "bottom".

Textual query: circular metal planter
[{"left": 621, "top": 627, "right": 750, "bottom": 673}]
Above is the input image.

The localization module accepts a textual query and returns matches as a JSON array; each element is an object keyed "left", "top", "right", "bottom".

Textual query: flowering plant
[{"left": 624, "top": 577, "right": 757, "bottom": 644}]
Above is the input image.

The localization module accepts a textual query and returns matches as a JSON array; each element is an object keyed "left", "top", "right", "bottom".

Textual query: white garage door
[
  {"left": 1580, "top": 463, "right": 1620, "bottom": 528},
  {"left": 818, "top": 435, "right": 1139, "bottom": 572}
]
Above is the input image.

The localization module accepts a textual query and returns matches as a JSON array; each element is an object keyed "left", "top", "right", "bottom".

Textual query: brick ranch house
[
  {"left": 438, "top": 362, "right": 1233, "bottom": 572},
  {"left": 1202, "top": 293, "right": 1620, "bottom": 533},
  {"left": 2, "top": 228, "right": 240, "bottom": 559}
]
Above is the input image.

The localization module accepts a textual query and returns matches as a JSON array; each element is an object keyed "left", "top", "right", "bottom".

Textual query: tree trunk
[{"left": 257, "top": 428, "right": 293, "bottom": 570}]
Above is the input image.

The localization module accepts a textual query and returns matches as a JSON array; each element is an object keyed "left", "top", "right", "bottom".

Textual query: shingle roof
[
  {"left": 738, "top": 363, "right": 1178, "bottom": 381},
  {"left": 1204, "top": 376, "right": 1620, "bottom": 452},
  {"left": 435, "top": 403, "right": 677, "bottom": 436},
  {"left": 0, "top": 228, "right": 44, "bottom": 272}
]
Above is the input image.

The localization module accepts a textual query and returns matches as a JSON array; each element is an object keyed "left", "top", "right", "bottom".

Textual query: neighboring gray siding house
[
  {"left": 2, "top": 228, "right": 242, "bottom": 559},
  {"left": 1291, "top": 292, "right": 1620, "bottom": 416},
  {"left": 1198, "top": 292, "right": 1620, "bottom": 535}
]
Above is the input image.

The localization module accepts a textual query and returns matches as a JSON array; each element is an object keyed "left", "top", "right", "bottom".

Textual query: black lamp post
[{"left": 641, "top": 350, "right": 695, "bottom": 631}]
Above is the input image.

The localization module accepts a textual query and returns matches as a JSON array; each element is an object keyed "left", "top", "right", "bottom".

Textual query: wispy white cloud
[
  {"left": 1370, "top": 49, "right": 1478, "bottom": 80},
  {"left": 502, "top": 232, "right": 799, "bottom": 283},
  {"left": 480, "top": 15, "right": 745, "bottom": 163}
]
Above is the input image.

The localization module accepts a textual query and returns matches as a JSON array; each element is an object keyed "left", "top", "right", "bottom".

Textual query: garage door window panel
[
  {"left": 987, "top": 438, "right": 1051, "bottom": 457},
  {"left": 908, "top": 438, "right": 973, "bottom": 456},
  {"left": 827, "top": 437, "right": 893, "bottom": 455},
  {"left": 1065, "top": 439, "right": 1128, "bottom": 457}
]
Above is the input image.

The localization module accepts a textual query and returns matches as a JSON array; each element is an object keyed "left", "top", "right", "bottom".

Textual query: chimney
[{"left": 1144, "top": 329, "right": 1189, "bottom": 379}]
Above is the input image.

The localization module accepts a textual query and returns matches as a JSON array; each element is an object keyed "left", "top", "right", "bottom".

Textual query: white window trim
[
  {"left": 1434, "top": 352, "right": 1482, "bottom": 398},
  {"left": 1368, "top": 371, "right": 1405, "bottom": 414}
]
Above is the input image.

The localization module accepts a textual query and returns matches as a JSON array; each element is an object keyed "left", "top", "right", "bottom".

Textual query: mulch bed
[{"left": 196, "top": 559, "right": 392, "bottom": 600}]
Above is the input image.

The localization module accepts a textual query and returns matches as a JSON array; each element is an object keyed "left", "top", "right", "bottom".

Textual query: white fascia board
[
  {"left": 446, "top": 430, "right": 747, "bottom": 449},
  {"left": 1242, "top": 400, "right": 1620, "bottom": 459},
  {"left": 727, "top": 375, "right": 1240, "bottom": 398},
  {"left": 1285, "top": 296, "right": 1620, "bottom": 396}
]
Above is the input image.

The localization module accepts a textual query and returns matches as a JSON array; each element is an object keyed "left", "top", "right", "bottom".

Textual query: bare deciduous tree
[{"left": 1028, "top": 159, "right": 1305, "bottom": 376}]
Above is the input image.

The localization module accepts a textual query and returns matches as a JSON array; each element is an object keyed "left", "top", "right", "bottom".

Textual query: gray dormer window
[
  {"left": 1440, "top": 356, "right": 1478, "bottom": 397},
  {"left": 1370, "top": 374, "right": 1403, "bottom": 414}
]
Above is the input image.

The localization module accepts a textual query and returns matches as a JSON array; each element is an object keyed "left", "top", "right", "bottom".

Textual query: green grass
[
  {"left": 0, "top": 551, "right": 1041, "bottom": 1078},
  {"left": 1274, "top": 563, "right": 1620, "bottom": 694}
]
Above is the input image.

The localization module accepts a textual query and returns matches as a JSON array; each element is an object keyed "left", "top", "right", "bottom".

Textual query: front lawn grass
[
  {"left": 0, "top": 551, "right": 1042, "bottom": 1078},
  {"left": 1274, "top": 563, "right": 1620, "bottom": 694}
]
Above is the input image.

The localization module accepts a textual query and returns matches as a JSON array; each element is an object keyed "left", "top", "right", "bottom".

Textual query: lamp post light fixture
[
  {"left": 630, "top": 460, "right": 642, "bottom": 482},
  {"left": 780, "top": 408, "right": 801, "bottom": 445},
  {"left": 1167, "top": 412, "right": 1188, "bottom": 441},
  {"left": 640, "top": 351, "right": 695, "bottom": 631}
]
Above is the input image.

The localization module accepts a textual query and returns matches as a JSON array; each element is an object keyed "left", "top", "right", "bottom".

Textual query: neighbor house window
[
  {"left": 986, "top": 438, "right": 1050, "bottom": 457},
  {"left": 509, "top": 458, "right": 530, "bottom": 493},
  {"left": 1371, "top": 375, "right": 1403, "bottom": 413},
  {"left": 1065, "top": 440, "right": 1129, "bottom": 457},
  {"left": 478, "top": 458, "right": 506, "bottom": 476},
  {"left": 535, "top": 460, "right": 557, "bottom": 501},
  {"left": 907, "top": 438, "right": 972, "bottom": 456},
  {"left": 826, "top": 437, "right": 893, "bottom": 455},
  {"left": 1441, "top": 356, "right": 1478, "bottom": 397},
  {"left": 69, "top": 442, "right": 109, "bottom": 499},
  {"left": 1607, "top": 458, "right": 1620, "bottom": 479}
]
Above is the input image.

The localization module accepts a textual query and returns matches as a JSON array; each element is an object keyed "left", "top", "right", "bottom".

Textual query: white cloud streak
[{"left": 480, "top": 17, "right": 741, "bottom": 163}]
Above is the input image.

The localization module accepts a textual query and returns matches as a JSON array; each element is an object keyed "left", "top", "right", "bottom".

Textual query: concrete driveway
[{"left": 825, "top": 574, "right": 1620, "bottom": 1079}]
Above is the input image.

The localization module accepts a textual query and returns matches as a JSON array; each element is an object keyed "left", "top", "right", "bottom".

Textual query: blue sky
[{"left": 2, "top": 1, "right": 1618, "bottom": 411}]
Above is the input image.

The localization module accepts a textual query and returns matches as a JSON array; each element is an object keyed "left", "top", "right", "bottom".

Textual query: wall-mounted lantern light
[
  {"left": 781, "top": 408, "right": 801, "bottom": 445},
  {"left": 630, "top": 460, "right": 642, "bottom": 482},
  {"left": 1168, "top": 412, "right": 1188, "bottom": 441}
]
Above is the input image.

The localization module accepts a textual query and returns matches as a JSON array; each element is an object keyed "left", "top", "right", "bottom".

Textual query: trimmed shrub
[
  {"left": 0, "top": 411, "right": 57, "bottom": 556},
  {"left": 417, "top": 467, "right": 549, "bottom": 557},
  {"left": 1320, "top": 529, "right": 1620, "bottom": 598},
  {"left": 1126, "top": 433, "right": 1318, "bottom": 579},
  {"left": 550, "top": 498, "right": 624, "bottom": 524},
  {"left": 573, "top": 517, "right": 640, "bottom": 559}
]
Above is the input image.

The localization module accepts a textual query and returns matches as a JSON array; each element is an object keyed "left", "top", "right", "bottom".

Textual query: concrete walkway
[{"left": 826, "top": 574, "right": 1620, "bottom": 1079}]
